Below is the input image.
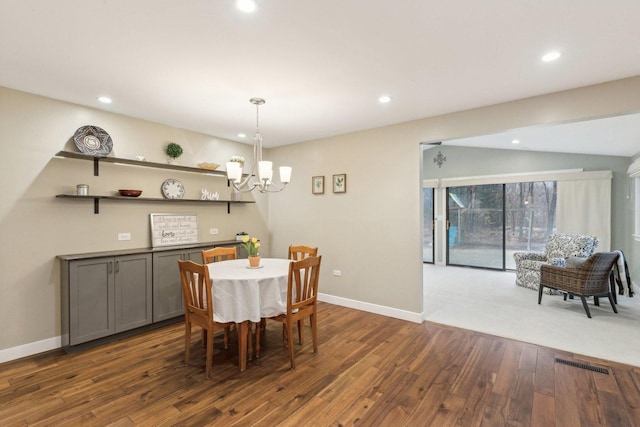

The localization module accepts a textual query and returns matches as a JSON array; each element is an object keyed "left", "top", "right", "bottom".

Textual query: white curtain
[{"left": 556, "top": 171, "right": 612, "bottom": 250}]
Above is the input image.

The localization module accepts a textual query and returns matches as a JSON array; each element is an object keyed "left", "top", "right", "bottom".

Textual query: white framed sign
[{"left": 150, "top": 213, "right": 199, "bottom": 247}]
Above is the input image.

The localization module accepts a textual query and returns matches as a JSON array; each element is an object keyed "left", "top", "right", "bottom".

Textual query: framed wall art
[
  {"left": 312, "top": 176, "right": 325, "bottom": 194},
  {"left": 150, "top": 213, "right": 199, "bottom": 247},
  {"left": 333, "top": 173, "right": 347, "bottom": 193}
]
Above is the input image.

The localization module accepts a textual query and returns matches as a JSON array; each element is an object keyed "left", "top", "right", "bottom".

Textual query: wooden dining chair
[
  {"left": 178, "top": 259, "right": 234, "bottom": 379},
  {"left": 201, "top": 247, "right": 237, "bottom": 348},
  {"left": 202, "top": 246, "right": 238, "bottom": 264},
  {"left": 266, "top": 255, "right": 322, "bottom": 369},
  {"left": 288, "top": 244, "right": 318, "bottom": 261},
  {"left": 282, "top": 244, "right": 319, "bottom": 341}
]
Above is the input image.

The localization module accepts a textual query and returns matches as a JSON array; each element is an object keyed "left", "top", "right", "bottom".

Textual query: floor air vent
[{"left": 555, "top": 358, "right": 609, "bottom": 374}]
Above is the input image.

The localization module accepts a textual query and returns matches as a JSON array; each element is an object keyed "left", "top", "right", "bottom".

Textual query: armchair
[
  {"left": 539, "top": 252, "right": 619, "bottom": 318},
  {"left": 513, "top": 233, "right": 599, "bottom": 292}
]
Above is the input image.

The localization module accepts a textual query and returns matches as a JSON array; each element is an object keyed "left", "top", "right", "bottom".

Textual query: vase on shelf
[{"left": 248, "top": 255, "right": 261, "bottom": 268}]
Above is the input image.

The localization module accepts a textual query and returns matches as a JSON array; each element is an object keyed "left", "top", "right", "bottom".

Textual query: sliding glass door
[
  {"left": 447, "top": 184, "right": 504, "bottom": 269},
  {"left": 447, "top": 181, "right": 556, "bottom": 270},
  {"left": 505, "top": 181, "right": 557, "bottom": 269}
]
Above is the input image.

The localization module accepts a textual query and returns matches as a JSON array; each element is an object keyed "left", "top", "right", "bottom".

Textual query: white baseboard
[
  {"left": 0, "top": 336, "right": 61, "bottom": 364},
  {"left": 1, "top": 297, "right": 422, "bottom": 364},
  {"left": 318, "top": 293, "right": 423, "bottom": 323}
]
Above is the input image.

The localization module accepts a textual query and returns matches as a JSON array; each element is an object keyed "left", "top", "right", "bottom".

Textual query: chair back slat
[
  {"left": 288, "top": 245, "right": 318, "bottom": 261},
  {"left": 202, "top": 247, "right": 238, "bottom": 264},
  {"left": 178, "top": 260, "right": 213, "bottom": 323},
  {"left": 287, "top": 256, "right": 321, "bottom": 313}
]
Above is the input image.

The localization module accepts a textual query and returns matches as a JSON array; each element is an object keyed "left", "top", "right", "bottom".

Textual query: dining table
[{"left": 207, "top": 257, "right": 291, "bottom": 371}]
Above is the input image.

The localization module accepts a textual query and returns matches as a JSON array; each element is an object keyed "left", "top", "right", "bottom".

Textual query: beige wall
[
  {"left": 267, "top": 75, "right": 640, "bottom": 318},
  {"left": 2, "top": 75, "right": 640, "bottom": 360},
  {"left": 0, "top": 87, "right": 269, "bottom": 354}
]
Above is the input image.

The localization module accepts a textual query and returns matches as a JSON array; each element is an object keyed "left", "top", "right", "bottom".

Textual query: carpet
[{"left": 423, "top": 264, "right": 640, "bottom": 367}]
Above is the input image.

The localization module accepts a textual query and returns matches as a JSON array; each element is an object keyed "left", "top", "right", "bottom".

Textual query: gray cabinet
[
  {"left": 60, "top": 240, "right": 243, "bottom": 347},
  {"left": 115, "top": 254, "right": 153, "bottom": 332},
  {"left": 62, "top": 253, "right": 152, "bottom": 346},
  {"left": 152, "top": 247, "right": 210, "bottom": 322}
]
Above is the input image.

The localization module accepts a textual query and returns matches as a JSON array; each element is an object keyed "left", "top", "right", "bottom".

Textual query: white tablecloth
[{"left": 207, "top": 258, "right": 290, "bottom": 323}]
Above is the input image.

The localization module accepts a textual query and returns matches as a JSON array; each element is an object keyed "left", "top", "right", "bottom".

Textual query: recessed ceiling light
[
  {"left": 238, "top": 133, "right": 246, "bottom": 138},
  {"left": 379, "top": 95, "right": 392, "bottom": 103},
  {"left": 541, "top": 50, "right": 561, "bottom": 62},
  {"left": 512, "top": 139, "right": 520, "bottom": 144},
  {"left": 236, "top": 0, "right": 257, "bottom": 13},
  {"left": 97, "top": 96, "right": 112, "bottom": 104}
]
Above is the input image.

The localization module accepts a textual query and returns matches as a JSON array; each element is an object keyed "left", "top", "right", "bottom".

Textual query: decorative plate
[
  {"left": 161, "top": 178, "right": 185, "bottom": 199},
  {"left": 73, "top": 125, "right": 113, "bottom": 157}
]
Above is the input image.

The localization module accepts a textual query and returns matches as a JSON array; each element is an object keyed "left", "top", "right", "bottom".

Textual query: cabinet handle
[
  {"left": 108, "top": 261, "right": 113, "bottom": 274},
  {"left": 115, "top": 260, "right": 119, "bottom": 273}
]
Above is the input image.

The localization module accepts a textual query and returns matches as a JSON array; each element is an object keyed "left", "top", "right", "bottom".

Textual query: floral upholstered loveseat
[{"left": 513, "top": 233, "right": 599, "bottom": 292}]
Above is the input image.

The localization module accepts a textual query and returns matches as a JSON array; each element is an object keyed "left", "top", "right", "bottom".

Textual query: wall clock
[{"left": 161, "top": 178, "right": 185, "bottom": 199}]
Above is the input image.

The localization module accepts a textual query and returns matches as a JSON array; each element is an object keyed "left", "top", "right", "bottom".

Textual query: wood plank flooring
[{"left": 1, "top": 302, "right": 640, "bottom": 426}]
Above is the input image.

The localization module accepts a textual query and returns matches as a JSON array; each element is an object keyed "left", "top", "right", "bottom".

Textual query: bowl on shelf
[
  {"left": 197, "top": 162, "right": 220, "bottom": 171},
  {"left": 118, "top": 189, "right": 142, "bottom": 197}
]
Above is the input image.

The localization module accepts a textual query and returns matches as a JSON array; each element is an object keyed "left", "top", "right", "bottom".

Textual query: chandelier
[{"left": 226, "top": 98, "right": 292, "bottom": 193}]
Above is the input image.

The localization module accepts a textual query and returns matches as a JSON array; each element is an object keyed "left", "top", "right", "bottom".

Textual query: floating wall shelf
[
  {"left": 54, "top": 151, "right": 230, "bottom": 177},
  {"left": 54, "top": 151, "right": 253, "bottom": 214}
]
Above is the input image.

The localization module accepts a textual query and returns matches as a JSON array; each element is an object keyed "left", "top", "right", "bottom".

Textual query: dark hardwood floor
[{"left": 1, "top": 302, "right": 639, "bottom": 426}]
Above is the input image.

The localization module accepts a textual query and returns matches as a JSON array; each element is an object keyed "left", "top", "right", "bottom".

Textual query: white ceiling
[
  {"left": 442, "top": 112, "right": 640, "bottom": 157},
  {"left": 1, "top": 0, "right": 640, "bottom": 154}
]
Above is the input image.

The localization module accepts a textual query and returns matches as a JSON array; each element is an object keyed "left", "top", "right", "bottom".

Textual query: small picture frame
[
  {"left": 333, "top": 174, "right": 347, "bottom": 193},
  {"left": 312, "top": 176, "right": 325, "bottom": 194}
]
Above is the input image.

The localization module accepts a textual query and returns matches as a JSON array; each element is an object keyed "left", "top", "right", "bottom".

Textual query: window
[{"left": 423, "top": 188, "right": 434, "bottom": 263}]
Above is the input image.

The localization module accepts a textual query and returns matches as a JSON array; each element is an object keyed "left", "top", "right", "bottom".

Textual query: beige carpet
[{"left": 423, "top": 264, "right": 640, "bottom": 367}]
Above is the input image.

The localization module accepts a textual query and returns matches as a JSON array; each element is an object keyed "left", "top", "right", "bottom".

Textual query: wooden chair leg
[
  {"left": 254, "top": 321, "right": 261, "bottom": 359},
  {"left": 297, "top": 320, "right": 303, "bottom": 344},
  {"left": 580, "top": 296, "right": 592, "bottom": 318},
  {"left": 311, "top": 313, "right": 318, "bottom": 354},
  {"left": 223, "top": 326, "right": 230, "bottom": 349},
  {"left": 247, "top": 323, "right": 253, "bottom": 361},
  {"left": 185, "top": 322, "right": 191, "bottom": 364},
  {"left": 287, "top": 321, "right": 296, "bottom": 370},
  {"left": 205, "top": 326, "right": 214, "bottom": 379}
]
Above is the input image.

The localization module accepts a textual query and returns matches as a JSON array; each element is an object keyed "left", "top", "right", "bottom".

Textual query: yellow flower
[{"left": 241, "top": 236, "right": 261, "bottom": 256}]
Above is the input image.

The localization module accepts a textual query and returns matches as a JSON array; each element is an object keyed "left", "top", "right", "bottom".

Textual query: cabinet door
[
  {"left": 115, "top": 253, "right": 153, "bottom": 332},
  {"left": 69, "top": 257, "right": 115, "bottom": 345},
  {"left": 186, "top": 248, "right": 208, "bottom": 263},
  {"left": 152, "top": 250, "right": 185, "bottom": 321}
]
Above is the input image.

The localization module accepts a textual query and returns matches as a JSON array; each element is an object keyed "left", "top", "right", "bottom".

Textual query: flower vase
[{"left": 248, "top": 255, "right": 261, "bottom": 268}]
